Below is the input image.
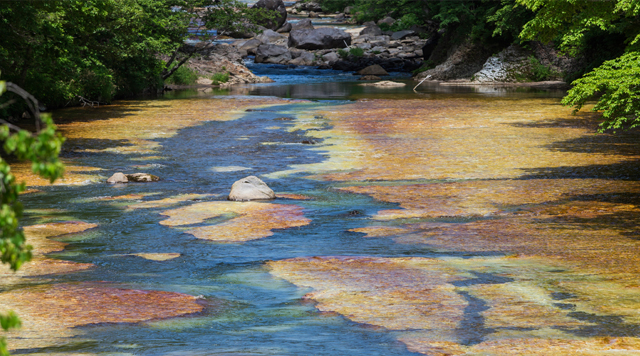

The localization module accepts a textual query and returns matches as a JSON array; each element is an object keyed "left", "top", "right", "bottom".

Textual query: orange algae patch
[
  {"left": 300, "top": 98, "right": 640, "bottom": 182},
  {"left": 268, "top": 256, "right": 469, "bottom": 331},
  {"left": 126, "top": 194, "right": 214, "bottom": 210},
  {"left": 160, "top": 201, "right": 310, "bottom": 242},
  {"left": 337, "top": 179, "right": 640, "bottom": 220},
  {"left": 270, "top": 256, "right": 640, "bottom": 355},
  {"left": 11, "top": 163, "right": 103, "bottom": 187},
  {"left": 0, "top": 222, "right": 97, "bottom": 283},
  {"left": 0, "top": 282, "right": 204, "bottom": 350},
  {"left": 130, "top": 253, "right": 181, "bottom": 261}
]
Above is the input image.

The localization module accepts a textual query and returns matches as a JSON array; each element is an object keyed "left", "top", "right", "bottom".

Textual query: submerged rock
[
  {"left": 228, "top": 175, "right": 276, "bottom": 201},
  {"left": 107, "top": 172, "right": 128, "bottom": 184},
  {"left": 357, "top": 64, "right": 389, "bottom": 76},
  {"left": 126, "top": 173, "right": 160, "bottom": 182},
  {"left": 360, "top": 80, "right": 406, "bottom": 87}
]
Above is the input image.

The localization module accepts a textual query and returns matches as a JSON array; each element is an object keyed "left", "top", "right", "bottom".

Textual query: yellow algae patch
[
  {"left": 398, "top": 330, "right": 640, "bottom": 356},
  {"left": 268, "top": 256, "right": 469, "bottom": 331},
  {"left": 20, "top": 189, "right": 42, "bottom": 195},
  {"left": 337, "top": 179, "right": 640, "bottom": 220},
  {"left": 130, "top": 253, "right": 181, "bottom": 261},
  {"left": 294, "top": 98, "right": 640, "bottom": 182},
  {"left": 348, "top": 226, "right": 410, "bottom": 237},
  {"left": 11, "top": 163, "right": 103, "bottom": 187},
  {"left": 160, "top": 202, "right": 310, "bottom": 242},
  {"left": 126, "top": 194, "right": 214, "bottom": 210},
  {"left": 0, "top": 282, "right": 204, "bottom": 351},
  {"left": 0, "top": 222, "right": 97, "bottom": 284}
]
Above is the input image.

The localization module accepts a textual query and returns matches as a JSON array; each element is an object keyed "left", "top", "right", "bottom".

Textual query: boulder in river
[
  {"left": 256, "top": 29, "right": 287, "bottom": 45},
  {"left": 239, "top": 38, "right": 262, "bottom": 55},
  {"left": 391, "top": 30, "right": 415, "bottom": 40},
  {"left": 378, "top": 16, "right": 395, "bottom": 27},
  {"left": 126, "top": 173, "right": 160, "bottom": 182},
  {"left": 252, "top": 0, "right": 288, "bottom": 31},
  {"left": 255, "top": 44, "right": 291, "bottom": 64},
  {"left": 360, "top": 80, "right": 406, "bottom": 87},
  {"left": 360, "top": 24, "right": 382, "bottom": 37},
  {"left": 291, "top": 19, "right": 315, "bottom": 31},
  {"left": 107, "top": 172, "right": 128, "bottom": 184},
  {"left": 289, "top": 28, "right": 351, "bottom": 50},
  {"left": 358, "top": 64, "right": 389, "bottom": 76},
  {"left": 228, "top": 176, "right": 276, "bottom": 201},
  {"left": 277, "top": 22, "right": 292, "bottom": 33}
]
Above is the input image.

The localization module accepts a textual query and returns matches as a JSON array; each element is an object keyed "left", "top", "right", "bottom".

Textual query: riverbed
[{"left": 5, "top": 68, "right": 640, "bottom": 355}]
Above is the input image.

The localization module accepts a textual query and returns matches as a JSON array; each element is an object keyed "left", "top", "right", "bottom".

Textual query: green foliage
[
  {"left": 413, "top": 60, "right": 435, "bottom": 74},
  {"left": 0, "top": 81, "right": 64, "bottom": 355},
  {"left": 349, "top": 47, "right": 365, "bottom": 57},
  {"left": 200, "top": 0, "right": 277, "bottom": 36},
  {"left": 211, "top": 72, "right": 230, "bottom": 85},
  {"left": 337, "top": 49, "right": 349, "bottom": 59},
  {"left": 562, "top": 51, "right": 640, "bottom": 132},
  {"left": 528, "top": 56, "right": 556, "bottom": 81},
  {"left": 165, "top": 66, "right": 199, "bottom": 85}
]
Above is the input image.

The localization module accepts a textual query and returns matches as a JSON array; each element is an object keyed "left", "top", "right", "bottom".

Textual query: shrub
[
  {"left": 349, "top": 47, "right": 364, "bottom": 57},
  {"left": 337, "top": 49, "right": 349, "bottom": 59},
  {"left": 529, "top": 56, "right": 555, "bottom": 82},
  {"left": 212, "top": 71, "right": 230, "bottom": 85},
  {"left": 165, "top": 66, "right": 199, "bottom": 85}
]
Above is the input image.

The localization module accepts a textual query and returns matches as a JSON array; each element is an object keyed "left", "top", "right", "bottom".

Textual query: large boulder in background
[
  {"left": 228, "top": 176, "right": 276, "bottom": 201},
  {"left": 292, "top": 18, "right": 315, "bottom": 31},
  {"left": 252, "top": 0, "right": 287, "bottom": 31},
  {"left": 358, "top": 64, "right": 389, "bottom": 76},
  {"left": 255, "top": 44, "right": 292, "bottom": 64},
  {"left": 289, "top": 28, "right": 351, "bottom": 50}
]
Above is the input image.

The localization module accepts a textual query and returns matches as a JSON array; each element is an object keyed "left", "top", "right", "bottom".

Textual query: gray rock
[
  {"left": 377, "top": 16, "right": 395, "bottom": 27},
  {"left": 309, "top": 11, "right": 319, "bottom": 18},
  {"left": 126, "top": 173, "right": 160, "bottom": 182},
  {"left": 257, "top": 29, "right": 286, "bottom": 44},
  {"left": 291, "top": 19, "right": 315, "bottom": 31},
  {"left": 356, "top": 43, "right": 372, "bottom": 50},
  {"left": 289, "top": 27, "right": 351, "bottom": 50},
  {"left": 358, "top": 64, "right": 389, "bottom": 76},
  {"left": 359, "top": 25, "right": 382, "bottom": 37},
  {"left": 252, "top": 0, "right": 288, "bottom": 30},
  {"left": 360, "top": 80, "right": 406, "bottom": 87},
  {"left": 239, "top": 38, "right": 262, "bottom": 55},
  {"left": 344, "top": 6, "right": 354, "bottom": 14},
  {"left": 289, "top": 50, "right": 315, "bottom": 65},
  {"left": 363, "top": 21, "right": 376, "bottom": 27},
  {"left": 255, "top": 44, "right": 291, "bottom": 64},
  {"left": 303, "top": 2, "right": 323, "bottom": 12},
  {"left": 391, "top": 30, "right": 415, "bottom": 40},
  {"left": 359, "top": 75, "right": 381, "bottom": 80},
  {"left": 107, "top": 172, "right": 128, "bottom": 184},
  {"left": 228, "top": 176, "right": 276, "bottom": 201},
  {"left": 335, "top": 13, "right": 345, "bottom": 20},
  {"left": 322, "top": 52, "right": 339, "bottom": 63},
  {"left": 277, "top": 22, "right": 292, "bottom": 33}
]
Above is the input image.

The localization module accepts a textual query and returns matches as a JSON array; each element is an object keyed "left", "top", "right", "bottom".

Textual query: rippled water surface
[{"left": 7, "top": 71, "right": 640, "bottom": 355}]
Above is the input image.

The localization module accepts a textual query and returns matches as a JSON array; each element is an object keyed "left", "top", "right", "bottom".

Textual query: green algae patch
[
  {"left": 0, "top": 282, "right": 204, "bottom": 351},
  {"left": 160, "top": 201, "right": 310, "bottom": 242}
]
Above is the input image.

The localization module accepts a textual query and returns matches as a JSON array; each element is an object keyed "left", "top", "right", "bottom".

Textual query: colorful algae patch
[
  {"left": 159, "top": 201, "right": 310, "bottom": 242},
  {"left": 269, "top": 256, "right": 640, "bottom": 355},
  {"left": 0, "top": 283, "right": 204, "bottom": 350}
]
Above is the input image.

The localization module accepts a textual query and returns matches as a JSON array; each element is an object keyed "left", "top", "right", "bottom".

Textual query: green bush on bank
[
  {"left": 211, "top": 71, "right": 230, "bottom": 85},
  {"left": 165, "top": 66, "right": 199, "bottom": 85}
]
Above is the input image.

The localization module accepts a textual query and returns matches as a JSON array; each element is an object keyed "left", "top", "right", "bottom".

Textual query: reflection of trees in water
[{"left": 241, "top": 82, "right": 352, "bottom": 99}]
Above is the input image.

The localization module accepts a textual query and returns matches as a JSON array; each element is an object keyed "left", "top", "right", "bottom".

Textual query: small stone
[
  {"left": 359, "top": 80, "right": 406, "bottom": 87},
  {"left": 228, "top": 176, "right": 276, "bottom": 201},
  {"left": 107, "top": 172, "right": 128, "bottom": 184},
  {"left": 126, "top": 173, "right": 160, "bottom": 182}
]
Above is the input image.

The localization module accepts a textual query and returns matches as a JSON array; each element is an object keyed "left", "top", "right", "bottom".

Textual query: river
[{"left": 4, "top": 63, "right": 640, "bottom": 356}]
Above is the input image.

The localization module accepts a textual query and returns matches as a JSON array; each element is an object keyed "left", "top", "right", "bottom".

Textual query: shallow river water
[{"left": 5, "top": 66, "right": 640, "bottom": 356}]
